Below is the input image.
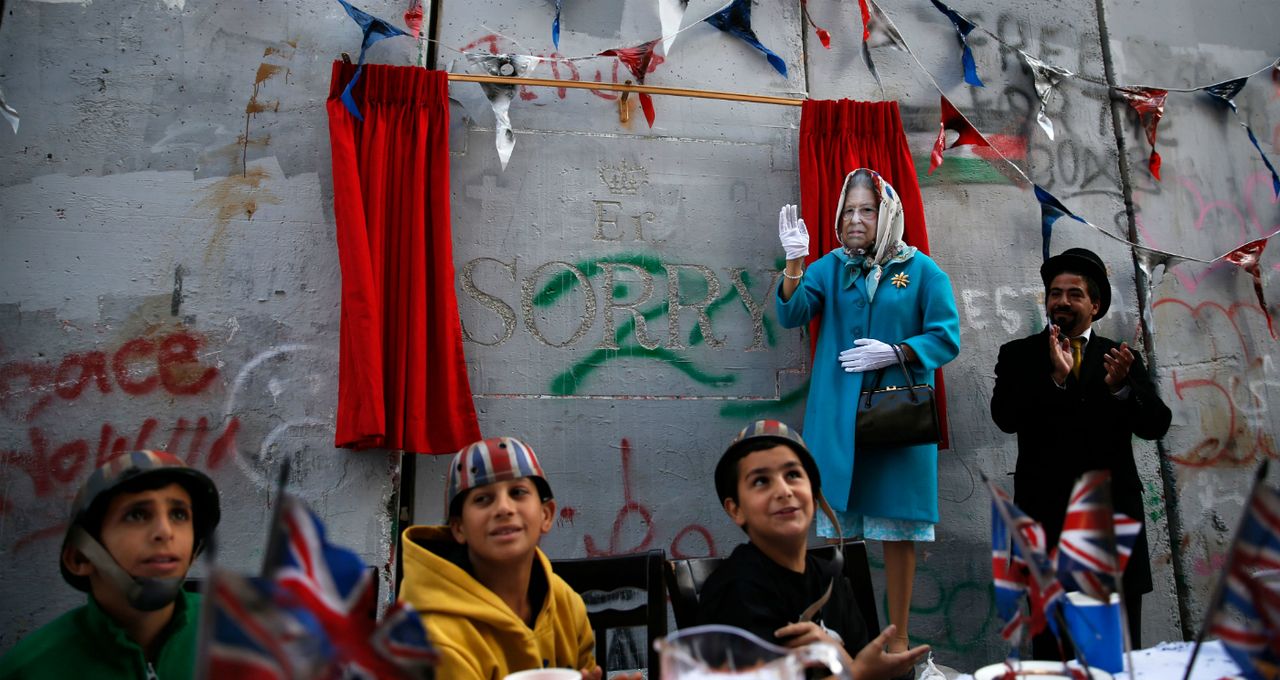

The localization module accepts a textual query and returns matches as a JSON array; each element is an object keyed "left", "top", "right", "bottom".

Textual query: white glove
[
  {"left": 838, "top": 338, "right": 899, "bottom": 373},
  {"left": 777, "top": 204, "right": 809, "bottom": 261}
]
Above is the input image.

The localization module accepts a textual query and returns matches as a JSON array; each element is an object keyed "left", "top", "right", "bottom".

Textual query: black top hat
[{"left": 1040, "top": 247, "right": 1111, "bottom": 320}]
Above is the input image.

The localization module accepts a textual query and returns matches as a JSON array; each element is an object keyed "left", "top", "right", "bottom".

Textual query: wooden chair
[
  {"left": 552, "top": 549, "right": 667, "bottom": 678},
  {"left": 664, "top": 541, "right": 880, "bottom": 633}
]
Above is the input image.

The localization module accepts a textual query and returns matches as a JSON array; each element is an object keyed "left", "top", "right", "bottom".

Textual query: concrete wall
[
  {"left": 0, "top": 0, "right": 412, "bottom": 649},
  {"left": 0, "top": 0, "right": 1276, "bottom": 673},
  {"left": 1102, "top": 0, "right": 1280, "bottom": 634}
]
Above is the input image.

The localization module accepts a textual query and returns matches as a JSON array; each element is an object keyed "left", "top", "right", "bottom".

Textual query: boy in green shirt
[{"left": 0, "top": 450, "right": 220, "bottom": 679}]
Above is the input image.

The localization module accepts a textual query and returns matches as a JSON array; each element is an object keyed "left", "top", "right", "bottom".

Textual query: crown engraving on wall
[{"left": 598, "top": 160, "right": 649, "bottom": 195}]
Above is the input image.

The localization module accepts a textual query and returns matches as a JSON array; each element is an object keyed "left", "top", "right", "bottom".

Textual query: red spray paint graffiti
[
  {"left": 1152, "top": 296, "right": 1280, "bottom": 468},
  {"left": 572, "top": 438, "right": 716, "bottom": 559},
  {"left": 0, "top": 329, "right": 235, "bottom": 551},
  {"left": 1135, "top": 171, "right": 1280, "bottom": 469},
  {"left": 0, "top": 330, "right": 220, "bottom": 422}
]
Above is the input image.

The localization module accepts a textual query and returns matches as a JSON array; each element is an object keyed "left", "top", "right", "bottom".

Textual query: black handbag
[{"left": 855, "top": 344, "right": 941, "bottom": 448}]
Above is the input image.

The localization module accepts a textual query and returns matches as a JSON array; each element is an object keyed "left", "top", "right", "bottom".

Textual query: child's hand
[
  {"left": 774, "top": 621, "right": 841, "bottom": 648},
  {"left": 774, "top": 622, "right": 855, "bottom": 679},
  {"left": 850, "top": 625, "right": 931, "bottom": 680}
]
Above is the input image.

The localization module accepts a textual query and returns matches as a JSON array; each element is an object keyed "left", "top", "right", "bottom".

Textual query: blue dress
[{"left": 775, "top": 247, "right": 960, "bottom": 526}]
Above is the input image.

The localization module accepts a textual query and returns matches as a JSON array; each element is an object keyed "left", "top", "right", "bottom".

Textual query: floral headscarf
[{"left": 834, "top": 168, "right": 917, "bottom": 302}]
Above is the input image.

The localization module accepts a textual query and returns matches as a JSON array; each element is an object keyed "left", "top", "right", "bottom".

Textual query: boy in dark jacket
[{"left": 699, "top": 420, "right": 930, "bottom": 679}]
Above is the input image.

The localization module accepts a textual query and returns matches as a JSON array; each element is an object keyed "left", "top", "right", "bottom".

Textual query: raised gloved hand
[
  {"left": 838, "top": 338, "right": 899, "bottom": 373},
  {"left": 777, "top": 204, "right": 809, "bottom": 261}
]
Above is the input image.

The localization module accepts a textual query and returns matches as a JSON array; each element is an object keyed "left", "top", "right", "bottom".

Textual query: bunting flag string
[
  {"left": 863, "top": 0, "right": 1279, "bottom": 304},
  {"left": 447, "top": 3, "right": 739, "bottom": 66},
  {"left": 349, "top": 0, "right": 1279, "bottom": 291},
  {"left": 928, "top": 0, "right": 984, "bottom": 87},
  {"left": 334, "top": 0, "right": 408, "bottom": 120},
  {"left": 703, "top": 0, "right": 788, "bottom": 77},
  {"left": 1116, "top": 87, "right": 1169, "bottom": 180},
  {"left": 598, "top": 40, "right": 663, "bottom": 127},
  {"left": 918, "top": 0, "right": 1278, "bottom": 194},
  {"left": 951, "top": 0, "right": 1280, "bottom": 94}
]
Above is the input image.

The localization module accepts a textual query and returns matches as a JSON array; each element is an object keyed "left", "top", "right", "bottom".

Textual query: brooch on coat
[{"left": 890, "top": 273, "right": 910, "bottom": 289}]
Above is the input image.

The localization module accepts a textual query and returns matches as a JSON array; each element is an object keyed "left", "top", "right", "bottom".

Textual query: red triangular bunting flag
[
  {"left": 1117, "top": 87, "right": 1169, "bottom": 181},
  {"left": 929, "top": 95, "right": 991, "bottom": 174},
  {"left": 1223, "top": 238, "right": 1276, "bottom": 339},
  {"left": 599, "top": 40, "right": 663, "bottom": 128},
  {"left": 858, "top": 0, "right": 872, "bottom": 41},
  {"left": 800, "top": 0, "right": 831, "bottom": 48}
]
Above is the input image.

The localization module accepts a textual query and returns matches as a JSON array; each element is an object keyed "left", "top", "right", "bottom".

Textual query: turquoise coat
[{"left": 775, "top": 248, "right": 960, "bottom": 522}]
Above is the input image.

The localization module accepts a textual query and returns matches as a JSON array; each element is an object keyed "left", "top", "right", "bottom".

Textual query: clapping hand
[
  {"left": 1103, "top": 342, "right": 1134, "bottom": 391},
  {"left": 1047, "top": 324, "right": 1073, "bottom": 384}
]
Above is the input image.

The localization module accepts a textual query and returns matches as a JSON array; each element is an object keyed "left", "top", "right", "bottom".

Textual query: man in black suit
[{"left": 991, "top": 247, "right": 1172, "bottom": 659}]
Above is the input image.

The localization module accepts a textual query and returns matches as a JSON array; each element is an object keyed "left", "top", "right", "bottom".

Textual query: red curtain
[
  {"left": 327, "top": 62, "right": 481, "bottom": 454},
  {"left": 798, "top": 99, "right": 950, "bottom": 448}
]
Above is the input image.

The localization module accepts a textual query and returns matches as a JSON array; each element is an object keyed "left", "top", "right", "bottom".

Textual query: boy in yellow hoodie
[{"left": 401, "top": 437, "right": 625, "bottom": 680}]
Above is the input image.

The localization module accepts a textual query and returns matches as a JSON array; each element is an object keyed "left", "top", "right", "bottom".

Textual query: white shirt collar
[{"left": 1043, "top": 324, "right": 1093, "bottom": 343}]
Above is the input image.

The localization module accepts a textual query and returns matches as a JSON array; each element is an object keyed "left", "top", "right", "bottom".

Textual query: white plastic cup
[{"left": 503, "top": 669, "right": 581, "bottom": 680}]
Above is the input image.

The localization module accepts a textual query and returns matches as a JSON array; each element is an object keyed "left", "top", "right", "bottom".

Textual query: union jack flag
[
  {"left": 269, "top": 495, "right": 438, "bottom": 678},
  {"left": 992, "top": 503, "right": 1027, "bottom": 645},
  {"left": 1210, "top": 483, "right": 1280, "bottom": 680},
  {"left": 203, "top": 495, "right": 437, "bottom": 679},
  {"left": 1055, "top": 470, "right": 1142, "bottom": 602},
  {"left": 991, "top": 484, "right": 1064, "bottom": 648},
  {"left": 206, "top": 569, "right": 331, "bottom": 679},
  {"left": 372, "top": 602, "right": 440, "bottom": 670}
]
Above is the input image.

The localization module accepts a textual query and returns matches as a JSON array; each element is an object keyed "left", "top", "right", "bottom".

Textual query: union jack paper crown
[{"left": 445, "top": 437, "right": 553, "bottom": 518}]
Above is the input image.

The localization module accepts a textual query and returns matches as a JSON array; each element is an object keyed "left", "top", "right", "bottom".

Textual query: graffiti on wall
[
  {"left": 558, "top": 437, "right": 717, "bottom": 560},
  {"left": 0, "top": 328, "right": 236, "bottom": 550},
  {"left": 459, "top": 157, "right": 792, "bottom": 406},
  {"left": 1141, "top": 171, "right": 1280, "bottom": 469}
]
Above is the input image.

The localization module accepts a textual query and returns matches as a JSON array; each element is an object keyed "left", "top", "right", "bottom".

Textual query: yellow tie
[{"left": 1070, "top": 337, "right": 1085, "bottom": 379}]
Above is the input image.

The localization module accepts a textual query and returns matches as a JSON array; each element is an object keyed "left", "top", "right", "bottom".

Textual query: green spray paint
[
  {"left": 535, "top": 252, "right": 793, "bottom": 397},
  {"left": 717, "top": 382, "right": 808, "bottom": 418}
]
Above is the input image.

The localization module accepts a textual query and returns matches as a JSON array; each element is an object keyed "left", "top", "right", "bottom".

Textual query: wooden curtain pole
[{"left": 448, "top": 72, "right": 805, "bottom": 107}]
